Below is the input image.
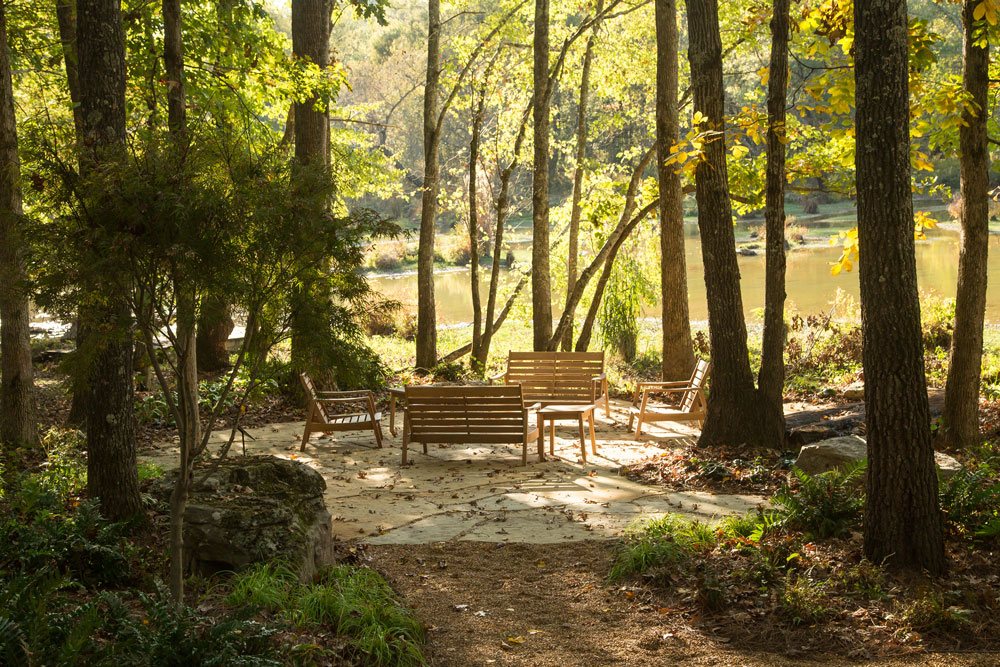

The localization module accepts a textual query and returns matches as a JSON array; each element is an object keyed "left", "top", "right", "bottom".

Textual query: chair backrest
[
  {"left": 299, "top": 372, "right": 318, "bottom": 400},
  {"left": 505, "top": 351, "right": 604, "bottom": 404},
  {"left": 680, "top": 359, "right": 710, "bottom": 412},
  {"left": 405, "top": 385, "right": 528, "bottom": 444}
]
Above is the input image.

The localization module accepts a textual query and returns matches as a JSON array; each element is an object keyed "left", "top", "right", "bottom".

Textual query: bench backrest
[
  {"left": 680, "top": 359, "right": 710, "bottom": 413},
  {"left": 404, "top": 385, "right": 528, "bottom": 444},
  {"left": 505, "top": 351, "right": 604, "bottom": 405}
]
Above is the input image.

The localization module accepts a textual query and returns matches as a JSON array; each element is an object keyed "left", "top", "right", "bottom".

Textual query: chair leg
[
  {"left": 604, "top": 390, "right": 611, "bottom": 420},
  {"left": 537, "top": 415, "right": 546, "bottom": 462},
  {"left": 627, "top": 413, "right": 634, "bottom": 430},
  {"left": 549, "top": 421, "right": 555, "bottom": 455},
  {"left": 373, "top": 421, "right": 384, "bottom": 449},
  {"left": 578, "top": 416, "right": 586, "bottom": 464},
  {"left": 633, "top": 413, "right": 643, "bottom": 440},
  {"left": 423, "top": 442, "right": 428, "bottom": 454},
  {"left": 301, "top": 404, "right": 315, "bottom": 451},
  {"left": 401, "top": 429, "right": 409, "bottom": 465},
  {"left": 389, "top": 394, "right": 397, "bottom": 437}
]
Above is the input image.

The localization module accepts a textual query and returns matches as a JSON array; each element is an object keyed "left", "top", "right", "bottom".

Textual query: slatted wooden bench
[
  {"left": 299, "top": 372, "right": 383, "bottom": 450},
  {"left": 490, "top": 351, "right": 611, "bottom": 417},
  {"left": 401, "top": 385, "right": 540, "bottom": 465}
]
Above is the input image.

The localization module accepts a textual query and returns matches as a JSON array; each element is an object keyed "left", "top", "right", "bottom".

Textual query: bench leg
[
  {"left": 588, "top": 411, "right": 598, "bottom": 455},
  {"left": 578, "top": 415, "right": 587, "bottom": 464}
]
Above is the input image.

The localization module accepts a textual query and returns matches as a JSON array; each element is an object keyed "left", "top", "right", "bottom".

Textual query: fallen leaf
[{"left": 507, "top": 636, "right": 525, "bottom": 644}]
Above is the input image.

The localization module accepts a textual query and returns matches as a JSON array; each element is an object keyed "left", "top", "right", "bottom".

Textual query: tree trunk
[
  {"left": 685, "top": 0, "right": 766, "bottom": 450},
  {"left": 854, "top": 0, "right": 945, "bottom": 573},
  {"left": 196, "top": 295, "right": 234, "bottom": 372},
  {"left": 468, "top": 84, "right": 485, "bottom": 369},
  {"left": 655, "top": 0, "right": 695, "bottom": 381},
  {"left": 563, "top": 0, "right": 602, "bottom": 351},
  {"left": 0, "top": 3, "right": 38, "bottom": 448},
  {"left": 756, "top": 0, "right": 789, "bottom": 445},
  {"left": 78, "top": 0, "right": 141, "bottom": 521},
  {"left": 416, "top": 0, "right": 441, "bottom": 370},
  {"left": 290, "top": 0, "right": 332, "bottom": 376},
  {"left": 56, "top": 0, "right": 87, "bottom": 427},
  {"left": 55, "top": 0, "right": 83, "bottom": 136},
  {"left": 531, "top": 0, "right": 552, "bottom": 350},
  {"left": 941, "top": 0, "right": 989, "bottom": 450}
]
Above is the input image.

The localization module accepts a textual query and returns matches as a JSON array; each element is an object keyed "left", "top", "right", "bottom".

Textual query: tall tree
[
  {"left": 290, "top": 0, "right": 333, "bottom": 375},
  {"left": 531, "top": 0, "right": 552, "bottom": 350},
  {"left": 941, "top": 0, "right": 989, "bottom": 450},
  {"left": 854, "top": 0, "right": 945, "bottom": 573},
  {"left": 655, "top": 0, "right": 695, "bottom": 380},
  {"left": 77, "top": 0, "right": 141, "bottom": 520},
  {"left": 0, "top": 0, "right": 38, "bottom": 448},
  {"left": 756, "top": 0, "right": 789, "bottom": 444},
  {"left": 685, "top": 0, "right": 767, "bottom": 449},
  {"left": 162, "top": 0, "right": 200, "bottom": 601},
  {"left": 415, "top": 0, "right": 441, "bottom": 370},
  {"left": 562, "top": 0, "right": 602, "bottom": 351}
]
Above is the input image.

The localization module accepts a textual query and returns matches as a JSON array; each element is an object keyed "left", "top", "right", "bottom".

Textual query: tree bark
[
  {"left": 563, "top": 0, "right": 602, "bottom": 351},
  {"left": 685, "top": 0, "right": 766, "bottom": 450},
  {"left": 77, "top": 0, "right": 141, "bottom": 521},
  {"left": 55, "top": 0, "right": 83, "bottom": 136},
  {"left": 416, "top": 0, "right": 441, "bottom": 370},
  {"left": 756, "top": 0, "right": 789, "bottom": 445},
  {"left": 941, "top": 0, "right": 989, "bottom": 450},
  {"left": 0, "top": 3, "right": 38, "bottom": 448},
  {"left": 655, "top": 0, "right": 695, "bottom": 380},
  {"left": 531, "top": 0, "right": 552, "bottom": 350},
  {"left": 854, "top": 0, "right": 945, "bottom": 573},
  {"left": 290, "top": 0, "right": 332, "bottom": 376}
]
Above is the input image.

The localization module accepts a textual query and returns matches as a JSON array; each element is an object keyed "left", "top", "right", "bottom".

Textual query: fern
[{"left": 772, "top": 461, "right": 865, "bottom": 538}]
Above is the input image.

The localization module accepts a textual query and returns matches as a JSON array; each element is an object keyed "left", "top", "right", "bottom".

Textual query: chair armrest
[
  {"left": 315, "top": 396, "right": 373, "bottom": 405},
  {"left": 489, "top": 371, "right": 507, "bottom": 385},
  {"left": 635, "top": 380, "right": 691, "bottom": 389},
  {"left": 639, "top": 386, "right": 693, "bottom": 398},
  {"left": 591, "top": 373, "right": 607, "bottom": 383},
  {"left": 315, "top": 390, "right": 374, "bottom": 397}
]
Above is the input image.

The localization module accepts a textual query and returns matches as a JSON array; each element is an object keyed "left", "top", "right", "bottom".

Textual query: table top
[{"left": 537, "top": 403, "right": 597, "bottom": 415}]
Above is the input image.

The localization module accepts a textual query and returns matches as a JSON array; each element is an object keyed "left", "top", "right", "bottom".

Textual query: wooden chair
[
  {"left": 299, "top": 372, "right": 383, "bottom": 451},
  {"left": 628, "top": 359, "right": 710, "bottom": 439},
  {"left": 401, "top": 385, "right": 540, "bottom": 465},
  {"left": 490, "top": 351, "right": 611, "bottom": 418}
]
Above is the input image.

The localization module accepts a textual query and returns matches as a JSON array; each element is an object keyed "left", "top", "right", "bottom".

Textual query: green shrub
[
  {"left": 609, "top": 515, "right": 718, "bottom": 582},
  {"left": 836, "top": 559, "right": 885, "bottom": 599},
  {"left": 896, "top": 590, "right": 973, "bottom": 635},
  {"left": 780, "top": 573, "right": 829, "bottom": 626},
  {"left": 939, "top": 462, "right": 1000, "bottom": 540},
  {"left": 225, "top": 560, "right": 297, "bottom": 613},
  {"left": 773, "top": 461, "right": 865, "bottom": 538}
]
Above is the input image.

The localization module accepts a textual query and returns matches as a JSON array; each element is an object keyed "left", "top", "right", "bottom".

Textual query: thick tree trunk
[
  {"left": 756, "top": 0, "right": 789, "bottom": 444},
  {"left": 78, "top": 0, "right": 141, "bottom": 521},
  {"left": 196, "top": 295, "right": 234, "bottom": 372},
  {"left": 563, "top": 0, "right": 602, "bottom": 351},
  {"left": 854, "top": 0, "right": 945, "bottom": 574},
  {"left": 0, "top": 4, "right": 38, "bottom": 448},
  {"left": 416, "top": 0, "right": 441, "bottom": 370},
  {"left": 531, "top": 0, "right": 552, "bottom": 350},
  {"left": 290, "top": 0, "right": 332, "bottom": 375},
  {"left": 685, "top": 0, "right": 766, "bottom": 450},
  {"left": 941, "top": 0, "right": 989, "bottom": 450},
  {"left": 655, "top": 0, "right": 695, "bottom": 380},
  {"left": 468, "top": 86, "right": 485, "bottom": 369}
]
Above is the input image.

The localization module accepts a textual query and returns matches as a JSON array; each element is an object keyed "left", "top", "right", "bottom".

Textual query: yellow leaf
[
  {"left": 974, "top": 1, "right": 987, "bottom": 20},
  {"left": 831, "top": 263, "right": 842, "bottom": 276},
  {"left": 507, "top": 636, "right": 525, "bottom": 644}
]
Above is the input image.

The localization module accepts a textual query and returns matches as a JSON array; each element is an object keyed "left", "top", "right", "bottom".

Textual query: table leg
[
  {"left": 578, "top": 415, "right": 587, "bottom": 464},
  {"left": 549, "top": 420, "right": 556, "bottom": 455},
  {"left": 389, "top": 393, "right": 397, "bottom": 436}
]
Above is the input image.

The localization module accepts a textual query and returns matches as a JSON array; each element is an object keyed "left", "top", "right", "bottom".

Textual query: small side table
[
  {"left": 387, "top": 386, "right": 405, "bottom": 437},
  {"left": 537, "top": 403, "right": 598, "bottom": 463}
]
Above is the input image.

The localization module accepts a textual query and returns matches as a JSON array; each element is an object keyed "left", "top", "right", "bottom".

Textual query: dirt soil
[{"left": 367, "top": 541, "right": 995, "bottom": 667}]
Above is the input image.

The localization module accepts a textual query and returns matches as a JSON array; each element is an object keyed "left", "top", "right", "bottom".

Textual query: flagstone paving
[{"left": 141, "top": 400, "right": 766, "bottom": 544}]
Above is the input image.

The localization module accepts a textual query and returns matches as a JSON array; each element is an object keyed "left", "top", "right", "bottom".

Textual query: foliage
[
  {"left": 772, "top": 462, "right": 866, "bottom": 539},
  {"left": 780, "top": 572, "right": 829, "bottom": 626},
  {"left": 226, "top": 561, "right": 427, "bottom": 666},
  {"left": 939, "top": 461, "right": 1000, "bottom": 540}
]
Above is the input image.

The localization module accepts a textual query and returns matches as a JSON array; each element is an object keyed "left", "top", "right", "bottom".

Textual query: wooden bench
[
  {"left": 401, "top": 385, "right": 540, "bottom": 465},
  {"left": 628, "top": 359, "right": 710, "bottom": 438},
  {"left": 299, "top": 373, "right": 383, "bottom": 450},
  {"left": 490, "top": 351, "right": 611, "bottom": 418}
]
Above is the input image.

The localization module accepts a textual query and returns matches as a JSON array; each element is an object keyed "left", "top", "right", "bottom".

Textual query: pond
[{"left": 369, "top": 210, "right": 1000, "bottom": 325}]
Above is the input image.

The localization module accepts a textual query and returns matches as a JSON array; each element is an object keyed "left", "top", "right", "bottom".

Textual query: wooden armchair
[
  {"left": 299, "top": 372, "right": 383, "bottom": 450},
  {"left": 628, "top": 360, "right": 710, "bottom": 439}
]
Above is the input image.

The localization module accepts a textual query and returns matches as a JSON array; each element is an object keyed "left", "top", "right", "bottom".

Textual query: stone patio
[{"left": 141, "top": 400, "right": 766, "bottom": 545}]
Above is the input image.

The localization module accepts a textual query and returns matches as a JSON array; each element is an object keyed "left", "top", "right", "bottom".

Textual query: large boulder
[
  {"left": 153, "top": 455, "right": 335, "bottom": 581},
  {"left": 842, "top": 381, "right": 865, "bottom": 401},
  {"left": 795, "top": 436, "right": 962, "bottom": 480}
]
